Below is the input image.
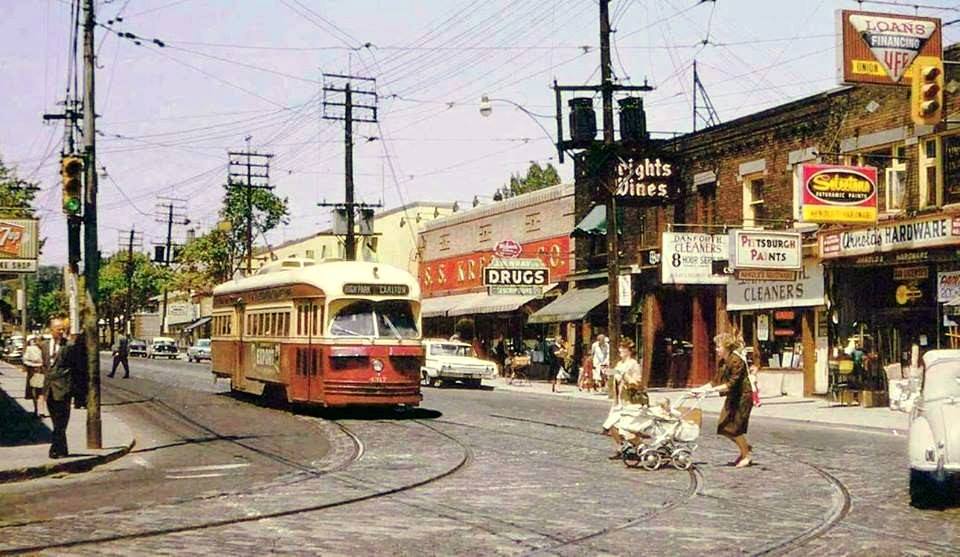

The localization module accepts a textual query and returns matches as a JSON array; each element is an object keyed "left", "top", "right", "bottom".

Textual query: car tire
[
  {"left": 910, "top": 469, "right": 945, "bottom": 509},
  {"left": 465, "top": 378, "right": 482, "bottom": 389},
  {"left": 421, "top": 371, "right": 437, "bottom": 387}
]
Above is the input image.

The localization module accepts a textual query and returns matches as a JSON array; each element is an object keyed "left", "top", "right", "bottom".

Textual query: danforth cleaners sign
[
  {"left": 799, "top": 164, "right": 878, "bottom": 224},
  {"left": 613, "top": 153, "right": 680, "bottom": 206},
  {"left": 838, "top": 10, "right": 941, "bottom": 86}
]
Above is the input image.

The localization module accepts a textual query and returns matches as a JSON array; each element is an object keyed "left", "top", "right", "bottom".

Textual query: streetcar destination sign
[{"left": 343, "top": 283, "right": 411, "bottom": 296}]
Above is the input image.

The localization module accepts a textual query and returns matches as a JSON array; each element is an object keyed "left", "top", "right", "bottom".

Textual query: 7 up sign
[{"left": 838, "top": 10, "right": 941, "bottom": 86}]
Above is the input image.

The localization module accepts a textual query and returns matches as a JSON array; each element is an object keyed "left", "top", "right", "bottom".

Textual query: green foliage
[
  {"left": 27, "top": 266, "right": 65, "bottom": 328},
  {"left": 496, "top": 162, "right": 561, "bottom": 199},
  {"left": 97, "top": 252, "right": 170, "bottom": 322},
  {"left": 0, "top": 155, "right": 38, "bottom": 218},
  {"left": 223, "top": 183, "right": 290, "bottom": 262},
  {"left": 173, "top": 228, "right": 234, "bottom": 291}
]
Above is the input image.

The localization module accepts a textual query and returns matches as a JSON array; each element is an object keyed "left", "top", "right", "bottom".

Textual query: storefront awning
[
  {"left": 570, "top": 205, "right": 623, "bottom": 238},
  {"left": 422, "top": 293, "right": 478, "bottom": 318},
  {"left": 181, "top": 316, "right": 211, "bottom": 333},
  {"left": 527, "top": 285, "right": 608, "bottom": 324}
]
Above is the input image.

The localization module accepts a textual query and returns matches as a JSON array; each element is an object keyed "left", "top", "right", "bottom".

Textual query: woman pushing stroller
[{"left": 601, "top": 340, "right": 648, "bottom": 458}]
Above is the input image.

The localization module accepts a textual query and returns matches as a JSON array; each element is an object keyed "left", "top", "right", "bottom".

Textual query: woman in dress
[
  {"left": 22, "top": 336, "right": 45, "bottom": 416},
  {"left": 693, "top": 332, "right": 754, "bottom": 467},
  {"left": 602, "top": 340, "right": 648, "bottom": 458}
]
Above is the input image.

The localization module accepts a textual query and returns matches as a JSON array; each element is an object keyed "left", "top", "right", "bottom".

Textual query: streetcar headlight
[{"left": 372, "top": 358, "right": 384, "bottom": 373}]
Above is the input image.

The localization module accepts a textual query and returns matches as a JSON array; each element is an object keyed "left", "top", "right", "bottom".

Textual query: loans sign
[
  {"left": 838, "top": 10, "right": 941, "bottom": 86},
  {"left": 731, "top": 230, "right": 802, "bottom": 271},
  {"left": 799, "top": 164, "right": 878, "bottom": 224}
]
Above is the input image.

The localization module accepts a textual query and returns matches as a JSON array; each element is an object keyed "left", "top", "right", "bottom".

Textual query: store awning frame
[
  {"left": 181, "top": 316, "right": 211, "bottom": 333},
  {"left": 422, "top": 286, "right": 557, "bottom": 319},
  {"left": 527, "top": 285, "right": 609, "bottom": 324},
  {"left": 570, "top": 204, "right": 624, "bottom": 238}
]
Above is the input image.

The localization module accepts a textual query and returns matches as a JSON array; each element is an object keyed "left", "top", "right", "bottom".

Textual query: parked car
[
  {"left": 187, "top": 339, "right": 212, "bottom": 363},
  {"left": 4, "top": 335, "right": 24, "bottom": 364},
  {"left": 129, "top": 339, "right": 148, "bottom": 358},
  {"left": 148, "top": 337, "right": 179, "bottom": 359},
  {"left": 905, "top": 349, "right": 960, "bottom": 508},
  {"left": 420, "top": 338, "right": 496, "bottom": 388}
]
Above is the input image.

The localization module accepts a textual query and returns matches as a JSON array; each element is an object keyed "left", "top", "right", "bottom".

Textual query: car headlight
[
  {"left": 442, "top": 364, "right": 451, "bottom": 371},
  {"left": 371, "top": 358, "right": 384, "bottom": 373}
]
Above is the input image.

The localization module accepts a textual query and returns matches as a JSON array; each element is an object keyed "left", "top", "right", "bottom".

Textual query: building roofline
[{"left": 420, "top": 183, "right": 575, "bottom": 232}]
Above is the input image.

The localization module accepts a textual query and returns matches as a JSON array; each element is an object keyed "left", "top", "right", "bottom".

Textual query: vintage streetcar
[{"left": 211, "top": 258, "right": 423, "bottom": 407}]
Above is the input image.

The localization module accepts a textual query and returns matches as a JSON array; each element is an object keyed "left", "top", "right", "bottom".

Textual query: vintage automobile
[
  {"left": 186, "top": 339, "right": 211, "bottom": 363},
  {"left": 129, "top": 339, "right": 148, "bottom": 358},
  {"left": 148, "top": 337, "right": 179, "bottom": 360},
  {"left": 420, "top": 339, "right": 496, "bottom": 388},
  {"left": 906, "top": 349, "right": 960, "bottom": 508}
]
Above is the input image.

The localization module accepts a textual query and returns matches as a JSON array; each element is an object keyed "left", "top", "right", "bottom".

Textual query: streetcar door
[
  {"left": 306, "top": 301, "right": 324, "bottom": 400},
  {"left": 289, "top": 300, "right": 323, "bottom": 401}
]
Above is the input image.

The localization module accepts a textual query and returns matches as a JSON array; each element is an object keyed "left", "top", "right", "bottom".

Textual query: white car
[
  {"left": 905, "top": 349, "right": 960, "bottom": 508},
  {"left": 421, "top": 339, "right": 496, "bottom": 388}
]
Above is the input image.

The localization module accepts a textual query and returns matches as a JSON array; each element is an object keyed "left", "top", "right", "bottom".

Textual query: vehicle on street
[
  {"left": 149, "top": 337, "right": 179, "bottom": 359},
  {"left": 906, "top": 349, "right": 960, "bottom": 508},
  {"left": 210, "top": 258, "right": 423, "bottom": 407},
  {"left": 187, "top": 339, "right": 212, "bottom": 362},
  {"left": 420, "top": 338, "right": 496, "bottom": 388},
  {"left": 4, "top": 335, "right": 24, "bottom": 364},
  {"left": 129, "top": 339, "right": 148, "bottom": 358}
]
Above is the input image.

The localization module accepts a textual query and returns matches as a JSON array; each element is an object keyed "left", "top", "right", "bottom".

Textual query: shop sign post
[
  {"left": 798, "top": 164, "right": 878, "bottom": 224},
  {"left": 731, "top": 230, "right": 802, "bottom": 271},
  {"left": 661, "top": 232, "right": 728, "bottom": 285},
  {"left": 613, "top": 152, "right": 681, "bottom": 206},
  {"left": 837, "top": 10, "right": 942, "bottom": 86}
]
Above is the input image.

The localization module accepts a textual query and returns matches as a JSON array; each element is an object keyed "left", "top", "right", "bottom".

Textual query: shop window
[
  {"left": 742, "top": 175, "right": 765, "bottom": 228},
  {"left": 697, "top": 183, "right": 717, "bottom": 225},
  {"left": 919, "top": 137, "right": 941, "bottom": 208},
  {"left": 305, "top": 249, "right": 315, "bottom": 260},
  {"left": 861, "top": 147, "right": 906, "bottom": 213}
]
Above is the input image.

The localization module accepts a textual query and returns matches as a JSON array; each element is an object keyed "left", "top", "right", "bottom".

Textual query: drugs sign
[
  {"left": 483, "top": 258, "right": 549, "bottom": 296},
  {"left": 838, "top": 10, "right": 941, "bottom": 86}
]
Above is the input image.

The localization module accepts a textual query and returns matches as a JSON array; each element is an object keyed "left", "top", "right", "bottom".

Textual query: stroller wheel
[
  {"left": 621, "top": 446, "right": 641, "bottom": 468},
  {"left": 639, "top": 448, "right": 662, "bottom": 471},
  {"left": 671, "top": 449, "right": 693, "bottom": 471}
]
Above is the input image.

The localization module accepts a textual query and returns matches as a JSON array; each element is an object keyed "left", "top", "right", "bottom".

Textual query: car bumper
[{"left": 438, "top": 370, "right": 494, "bottom": 380}]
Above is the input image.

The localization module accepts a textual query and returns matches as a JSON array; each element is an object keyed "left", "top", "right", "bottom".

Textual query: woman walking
[
  {"left": 602, "top": 340, "right": 648, "bottom": 458},
  {"left": 22, "top": 336, "right": 45, "bottom": 417},
  {"left": 693, "top": 332, "right": 754, "bottom": 468}
]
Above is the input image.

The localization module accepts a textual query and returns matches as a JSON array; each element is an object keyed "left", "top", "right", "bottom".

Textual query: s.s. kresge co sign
[{"left": 613, "top": 154, "right": 680, "bottom": 206}]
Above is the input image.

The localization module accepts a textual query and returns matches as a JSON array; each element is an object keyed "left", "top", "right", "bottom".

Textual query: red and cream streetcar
[{"left": 211, "top": 258, "right": 423, "bottom": 406}]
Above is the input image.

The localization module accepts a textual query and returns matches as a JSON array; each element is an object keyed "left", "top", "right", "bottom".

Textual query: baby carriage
[{"left": 619, "top": 394, "right": 702, "bottom": 471}]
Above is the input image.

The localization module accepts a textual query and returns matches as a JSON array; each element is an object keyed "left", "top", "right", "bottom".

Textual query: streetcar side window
[
  {"left": 246, "top": 314, "right": 253, "bottom": 336},
  {"left": 312, "top": 305, "right": 320, "bottom": 336}
]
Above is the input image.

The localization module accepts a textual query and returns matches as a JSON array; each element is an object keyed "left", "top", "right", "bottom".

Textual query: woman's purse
[{"left": 29, "top": 372, "right": 45, "bottom": 390}]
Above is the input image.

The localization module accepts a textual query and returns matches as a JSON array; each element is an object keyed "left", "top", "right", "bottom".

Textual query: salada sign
[
  {"left": 799, "top": 164, "right": 878, "bottom": 224},
  {"left": 838, "top": 10, "right": 941, "bottom": 86}
]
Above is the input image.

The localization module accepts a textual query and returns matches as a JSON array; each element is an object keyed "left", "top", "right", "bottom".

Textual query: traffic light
[
  {"left": 60, "top": 155, "right": 84, "bottom": 216},
  {"left": 911, "top": 56, "right": 944, "bottom": 126}
]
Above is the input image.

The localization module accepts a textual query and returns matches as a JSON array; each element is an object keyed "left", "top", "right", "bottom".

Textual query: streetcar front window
[{"left": 329, "top": 299, "right": 419, "bottom": 339}]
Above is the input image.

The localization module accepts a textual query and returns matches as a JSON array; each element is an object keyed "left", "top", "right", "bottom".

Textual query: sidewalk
[
  {"left": 487, "top": 376, "right": 910, "bottom": 435},
  {"left": 0, "top": 363, "right": 135, "bottom": 483}
]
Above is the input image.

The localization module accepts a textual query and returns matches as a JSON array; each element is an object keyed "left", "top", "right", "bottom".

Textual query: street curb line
[{"left": 0, "top": 437, "right": 136, "bottom": 485}]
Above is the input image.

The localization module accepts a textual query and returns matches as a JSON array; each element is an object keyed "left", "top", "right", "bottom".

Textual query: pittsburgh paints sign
[
  {"left": 727, "top": 261, "right": 825, "bottom": 311},
  {"left": 820, "top": 215, "right": 960, "bottom": 258},
  {"left": 731, "top": 230, "right": 802, "bottom": 271}
]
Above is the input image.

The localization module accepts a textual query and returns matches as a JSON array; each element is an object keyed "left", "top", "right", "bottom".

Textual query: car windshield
[
  {"left": 430, "top": 344, "right": 474, "bottom": 357},
  {"left": 924, "top": 360, "right": 960, "bottom": 401},
  {"left": 196, "top": 340, "right": 211, "bottom": 348},
  {"left": 330, "top": 300, "right": 419, "bottom": 339}
]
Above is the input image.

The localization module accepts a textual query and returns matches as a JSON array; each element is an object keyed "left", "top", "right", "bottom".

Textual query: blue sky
[{"left": 4, "top": 0, "right": 960, "bottom": 264}]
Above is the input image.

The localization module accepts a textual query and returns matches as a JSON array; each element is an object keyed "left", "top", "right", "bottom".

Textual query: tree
[
  {"left": 98, "top": 252, "right": 169, "bottom": 340},
  {"left": 496, "top": 162, "right": 561, "bottom": 199},
  {"left": 0, "top": 156, "right": 39, "bottom": 218},
  {"left": 27, "top": 266, "right": 66, "bottom": 329},
  {"left": 173, "top": 185, "right": 289, "bottom": 291}
]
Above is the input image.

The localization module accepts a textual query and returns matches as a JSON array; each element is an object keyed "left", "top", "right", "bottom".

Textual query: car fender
[
  {"left": 421, "top": 366, "right": 440, "bottom": 378},
  {"left": 909, "top": 414, "right": 940, "bottom": 471}
]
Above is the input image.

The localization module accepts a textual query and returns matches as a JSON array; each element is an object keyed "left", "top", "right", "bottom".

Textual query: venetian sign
[
  {"left": 799, "top": 164, "right": 878, "bottom": 224},
  {"left": 731, "top": 230, "right": 802, "bottom": 271},
  {"left": 838, "top": 10, "right": 941, "bottom": 86},
  {"left": 613, "top": 153, "right": 680, "bottom": 206}
]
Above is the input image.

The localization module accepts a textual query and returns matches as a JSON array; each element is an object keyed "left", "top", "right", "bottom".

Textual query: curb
[{"left": 0, "top": 438, "right": 136, "bottom": 485}]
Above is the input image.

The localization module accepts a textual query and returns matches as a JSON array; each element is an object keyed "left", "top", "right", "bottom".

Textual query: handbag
[{"left": 29, "top": 371, "right": 45, "bottom": 390}]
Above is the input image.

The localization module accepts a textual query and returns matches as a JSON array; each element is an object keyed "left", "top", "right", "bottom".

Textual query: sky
[{"left": 4, "top": 0, "right": 960, "bottom": 265}]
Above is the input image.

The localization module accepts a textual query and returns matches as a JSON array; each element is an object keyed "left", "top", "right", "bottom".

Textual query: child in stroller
[{"left": 616, "top": 394, "right": 702, "bottom": 470}]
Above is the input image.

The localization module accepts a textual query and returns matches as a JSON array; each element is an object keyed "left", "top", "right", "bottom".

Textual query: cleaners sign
[
  {"left": 727, "top": 261, "right": 825, "bottom": 311},
  {"left": 838, "top": 10, "right": 941, "bottom": 86},
  {"left": 820, "top": 215, "right": 960, "bottom": 259},
  {"left": 731, "top": 230, "right": 802, "bottom": 271},
  {"left": 799, "top": 164, "right": 878, "bottom": 224},
  {"left": 661, "top": 232, "right": 729, "bottom": 285}
]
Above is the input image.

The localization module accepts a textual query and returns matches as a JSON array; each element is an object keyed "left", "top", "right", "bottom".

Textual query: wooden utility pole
[
  {"left": 81, "top": 0, "right": 101, "bottom": 449},
  {"left": 154, "top": 198, "right": 188, "bottom": 333},
  {"left": 599, "top": 0, "right": 621, "bottom": 362},
  {"left": 321, "top": 73, "right": 379, "bottom": 261},
  {"left": 227, "top": 145, "right": 272, "bottom": 274},
  {"left": 118, "top": 229, "right": 142, "bottom": 335}
]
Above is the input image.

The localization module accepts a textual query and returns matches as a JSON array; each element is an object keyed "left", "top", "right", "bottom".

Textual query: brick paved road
[{"left": 0, "top": 359, "right": 957, "bottom": 556}]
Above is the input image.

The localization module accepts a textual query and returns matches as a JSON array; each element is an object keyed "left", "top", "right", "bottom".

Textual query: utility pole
[
  {"left": 117, "top": 229, "right": 142, "bottom": 336},
  {"left": 227, "top": 142, "right": 272, "bottom": 274},
  {"left": 81, "top": 0, "right": 101, "bottom": 450},
  {"left": 154, "top": 198, "right": 188, "bottom": 334},
  {"left": 321, "top": 73, "right": 379, "bottom": 261}
]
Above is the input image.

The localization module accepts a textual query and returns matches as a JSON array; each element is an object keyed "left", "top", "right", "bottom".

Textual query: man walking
[
  {"left": 109, "top": 333, "right": 130, "bottom": 378},
  {"left": 42, "top": 318, "right": 74, "bottom": 459}
]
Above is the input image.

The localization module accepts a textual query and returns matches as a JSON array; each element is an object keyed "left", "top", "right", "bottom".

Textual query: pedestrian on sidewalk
[
  {"left": 42, "top": 317, "right": 75, "bottom": 459},
  {"left": 591, "top": 334, "right": 609, "bottom": 392},
  {"left": 692, "top": 332, "right": 754, "bottom": 468},
  {"left": 22, "top": 335, "right": 45, "bottom": 417},
  {"left": 109, "top": 333, "right": 130, "bottom": 378},
  {"left": 579, "top": 354, "right": 595, "bottom": 391},
  {"left": 602, "top": 340, "right": 647, "bottom": 458}
]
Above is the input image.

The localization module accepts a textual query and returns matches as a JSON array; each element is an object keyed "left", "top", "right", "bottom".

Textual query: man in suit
[
  {"left": 109, "top": 333, "right": 130, "bottom": 378},
  {"left": 43, "top": 317, "right": 74, "bottom": 459}
]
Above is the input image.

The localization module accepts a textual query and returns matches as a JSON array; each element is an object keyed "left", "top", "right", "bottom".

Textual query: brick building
[{"left": 574, "top": 45, "right": 960, "bottom": 394}]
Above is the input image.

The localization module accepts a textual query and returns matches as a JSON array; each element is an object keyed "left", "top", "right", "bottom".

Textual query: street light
[{"left": 477, "top": 94, "right": 556, "bottom": 144}]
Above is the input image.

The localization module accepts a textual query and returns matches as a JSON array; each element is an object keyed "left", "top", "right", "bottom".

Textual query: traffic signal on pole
[
  {"left": 911, "top": 56, "right": 944, "bottom": 126},
  {"left": 60, "top": 155, "right": 84, "bottom": 216}
]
